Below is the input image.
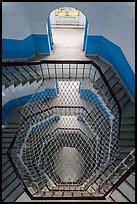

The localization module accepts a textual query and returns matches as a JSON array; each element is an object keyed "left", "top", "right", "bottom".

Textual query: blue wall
[
  {"left": 85, "top": 36, "right": 135, "bottom": 98},
  {"left": 2, "top": 86, "right": 58, "bottom": 124},
  {"left": 83, "top": 17, "right": 88, "bottom": 51},
  {"left": 47, "top": 15, "right": 53, "bottom": 51},
  {"left": 32, "top": 115, "right": 60, "bottom": 132},
  {"left": 79, "top": 83, "right": 110, "bottom": 120},
  {"left": 2, "top": 34, "right": 50, "bottom": 59}
]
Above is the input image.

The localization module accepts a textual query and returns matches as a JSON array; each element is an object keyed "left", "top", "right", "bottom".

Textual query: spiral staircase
[{"left": 2, "top": 56, "right": 135, "bottom": 202}]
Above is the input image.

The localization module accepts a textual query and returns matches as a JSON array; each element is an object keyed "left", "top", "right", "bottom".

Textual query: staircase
[
  {"left": 2, "top": 121, "right": 24, "bottom": 202},
  {"left": 2, "top": 57, "right": 135, "bottom": 202}
]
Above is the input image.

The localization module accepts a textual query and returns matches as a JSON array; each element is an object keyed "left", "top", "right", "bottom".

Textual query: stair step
[
  {"left": 2, "top": 177, "right": 21, "bottom": 201},
  {"left": 22, "top": 79, "right": 30, "bottom": 86},
  {"left": 3, "top": 183, "right": 24, "bottom": 202},
  {"left": 2, "top": 128, "right": 18, "bottom": 133},
  {"left": 119, "top": 95, "right": 130, "bottom": 109},
  {"left": 2, "top": 148, "right": 8, "bottom": 155},
  {"left": 120, "top": 124, "right": 135, "bottom": 132},
  {"left": 2, "top": 160, "right": 11, "bottom": 172},
  {"left": 104, "top": 69, "right": 115, "bottom": 80},
  {"left": 119, "top": 139, "right": 135, "bottom": 147},
  {"left": 110, "top": 188, "right": 130, "bottom": 202},
  {"left": 112, "top": 82, "right": 123, "bottom": 94},
  {"left": 91, "top": 56, "right": 111, "bottom": 74},
  {"left": 14, "top": 81, "right": 22, "bottom": 88},
  {"left": 2, "top": 166, "right": 14, "bottom": 182},
  {"left": 2, "top": 137, "right": 14, "bottom": 143},
  {"left": 4, "top": 124, "right": 20, "bottom": 129},
  {"left": 115, "top": 89, "right": 126, "bottom": 101},
  {"left": 2, "top": 170, "right": 17, "bottom": 191},
  {"left": 6, "top": 122, "right": 20, "bottom": 125},
  {"left": 118, "top": 181, "right": 135, "bottom": 202},
  {"left": 2, "top": 155, "right": 9, "bottom": 166},
  {"left": 120, "top": 131, "right": 135, "bottom": 139},
  {"left": 108, "top": 77, "right": 120, "bottom": 89},
  {"left": 119, "top": 146, "right": 134, "bottom": 154},
  {"left": 121, "top": 117, "right": 135, "bottom": 125},
  {"left": 2, "top": 142, "right": 11, "bottom": 149},
  {"left": 116, "top": 152, "right": 129, "bottom": 161},
  {"left": 126, "top": 173, "right": 135, "bottom": 189}
]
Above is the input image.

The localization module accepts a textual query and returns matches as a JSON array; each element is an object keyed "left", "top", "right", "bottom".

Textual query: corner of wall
[{"left": 85, "top": 35, "right": 135, "bottom": 98}]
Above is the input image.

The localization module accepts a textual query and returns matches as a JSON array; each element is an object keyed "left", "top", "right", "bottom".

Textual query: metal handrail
[
  {"left": 99, "top": 149, "right": 135, "bottom": 191},
  {"left": 2, "top": 60, "right": 121, "bottom": 112},
  {"left": 4, "top": 60, "right": 124, "bottom": 199}
]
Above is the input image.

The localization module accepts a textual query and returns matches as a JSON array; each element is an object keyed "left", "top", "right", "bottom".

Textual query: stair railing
[{"left": 5, "top": 60, "right": 125, "bottom": 200}]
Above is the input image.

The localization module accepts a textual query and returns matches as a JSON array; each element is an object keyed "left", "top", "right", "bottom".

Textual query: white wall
[
  {"left": 2, "top": 2, "right": 32, "bottom": 39},
  {"left": 2, "top": 2, "right": 135, "bottom": 71}
]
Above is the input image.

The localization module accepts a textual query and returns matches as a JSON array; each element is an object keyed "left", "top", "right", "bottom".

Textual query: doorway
[{"left": 47, "top": 7, "right": 88, "bottom": 60}]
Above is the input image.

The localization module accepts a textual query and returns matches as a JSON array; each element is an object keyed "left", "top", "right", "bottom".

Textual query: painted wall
[
  {"left": 2, "top": 2, "right": 135, "bottom": 72},
  {"left": 2, "top": 80, "right": 58, "bottom": 124},
  {"left": 85, "top": 36, "right": 135, "bottom": 98},
  {"left": 2, "top": 2, "right": 135, "bottom": 111}
]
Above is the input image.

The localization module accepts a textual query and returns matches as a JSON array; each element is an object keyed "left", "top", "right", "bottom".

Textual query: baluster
[
  {"left": 69, "top": 64, "right": 71, "bottom": 79},
  {"left": 75, "top": 64, "right": 78, "bottom": 79},
  {"left": 39, "top": 64, "right": 44, "bottom": 80},
  {"left": 62, "top": 64, "right": 64, "bottom": 79},
  {"left": 93, "top": 68, "right": 97, "bottom": 82},
  {"left": 88, "top": 64, "right": 92, "bottom": 79},
  {"left": 82, "top": 64, "right": 86, "bottom": 79},
  {"left": 54, "top": 64, "right": 57, "bottom": 79}
]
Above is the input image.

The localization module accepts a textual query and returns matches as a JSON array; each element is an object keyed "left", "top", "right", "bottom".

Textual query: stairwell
[{"left": 2, "top": 57, "right": 135, "bottom": 202}]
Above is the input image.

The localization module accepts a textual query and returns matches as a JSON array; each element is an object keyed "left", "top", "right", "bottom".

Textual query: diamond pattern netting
[{"left": 11, "top": 75, "right": 119, "bottom": 193}]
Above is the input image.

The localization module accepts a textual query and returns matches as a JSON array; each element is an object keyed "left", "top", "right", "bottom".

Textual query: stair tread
[
  {"left": 126, "top": 173, "right": 135, "bottom": 189},
  {"left": 118, "top": 181, "right": 135, "bottom": 202},
  {"left": 3, "top": 183, "right": 24, "bottom": 202},
  {"left": 110, "top": 188, "right": 130, "bottom": 202},
  {"left": 2, "top": 177, "right": 21, "bottom": 200}
]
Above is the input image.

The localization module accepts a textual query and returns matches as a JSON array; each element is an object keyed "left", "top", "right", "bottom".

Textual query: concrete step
[
  {"left": 119, "top": 95, "right": 130, "bottom": 109},
  {"left": 120, "top": 131, "right": 135, "bottom": 140},
  {"left": 2, "top": 137, "right": 15, "bottom": 143},
  {"left": 2, "top": 166, "right": 14, "bottom": 182},
  {"left": 111, "top": 82, "right": 123, "bottom": 95},
  {"left": 120, "top": 124, "right": 135, "bottom": 132},
  {"left": 115, "top": 89, "right": 126, "bottom": 101},
  {"left": 121, "top": 117, "right": 135, "bottom": 125},
  {"left": 2, "top": 178, "right": 22, "bottom": 201},
  {"left": 118, "top": 181, "right": 135, "bottom": 202},
  {"left": 91, "top": 56, "right": 111, "bottom": 74},
  {"left": 126, "top": 173, "right": 135, "bottom": 189},
  {"left": 110, "top": 188, "right": 130, "bottom": 202},
  {"left": 3, "top": 183, "right": 24, "bottom": 202},
  {"left": 119, "top": 139, "right": 135, "bottom": 147},
  {"left": 2, "top": 128, "right": 18, "bottom": 133}
]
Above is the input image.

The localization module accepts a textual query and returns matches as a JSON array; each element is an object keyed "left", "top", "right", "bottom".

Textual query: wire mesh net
[{"left": 10, "top": 63, "right": 120, "bottom": 195}]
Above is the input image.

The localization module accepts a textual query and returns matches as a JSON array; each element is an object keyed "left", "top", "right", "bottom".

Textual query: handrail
[
  {"left": 4, "top": 60, "right": 124, "bottom": 200},
  {"left": 7, "top": 125, "right": 135, "bottom": 199},
  {"left": 99, "top": 149, "right": 135, "bottom": 190},
  {"left": 7, "top": 127, "right": 105, "bottom": 199},
  {"left": 2, "top": 60, "right": 121, "bottom": 114}
]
